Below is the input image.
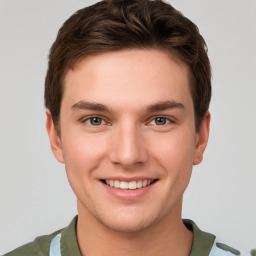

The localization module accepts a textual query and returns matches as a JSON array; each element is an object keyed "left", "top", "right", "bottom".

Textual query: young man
[{"left": 3, "top": 0, "right": 245, "bottom": 255}]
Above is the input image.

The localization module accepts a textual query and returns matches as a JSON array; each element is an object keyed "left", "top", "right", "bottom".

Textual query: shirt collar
[
  {"left": 60, "top": 216, "right": 215, "bottom": 256},
  {"left": 60, "top": 216, "right": 81, "bottom": 256},
  {"left": 183, "top": 219, "right": 216, "bottom": 256}
]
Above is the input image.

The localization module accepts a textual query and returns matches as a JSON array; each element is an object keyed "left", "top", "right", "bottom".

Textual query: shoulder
[
  {"left": 3, "top": 230, "right": 62, "bottom": 256},
  {"left": 3, "top": 216, "right": 78, "bottom": 256},
  {"left": 183, "top": 219, "right": 248, "bottom": 256},
  {"left": 209, "top": 238, "right": 243, "bottom": 255}
]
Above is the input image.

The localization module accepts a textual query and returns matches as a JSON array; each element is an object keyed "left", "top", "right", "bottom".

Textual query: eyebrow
[
  {"left": 71, "top": 100, "right": 185, "bottom": 113},
  {"left": 146, "top": 101, "right": 185, "bottom": 112},
  {"left": 72, "top": 101, "right": 110, "bottom": 112}
]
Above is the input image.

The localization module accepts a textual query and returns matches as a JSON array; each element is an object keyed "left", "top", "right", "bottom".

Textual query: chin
[
  {"left": 97, "top": 208, "right": 160, "bottom": 233},
  {"left": 102, "top": 218, "right": 155, "bottom": 233}
]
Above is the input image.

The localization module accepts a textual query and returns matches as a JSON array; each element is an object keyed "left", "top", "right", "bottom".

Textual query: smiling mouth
[{"left": 101, "top": 179, "right": 158, "bottom": 190}]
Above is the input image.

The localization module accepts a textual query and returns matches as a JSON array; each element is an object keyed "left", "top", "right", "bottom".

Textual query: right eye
[
  {"left": 150, "top": 117, "right": 169, "bottom": 126},
  {"left": 84, "top": 117, "right": 105, "bottom": 126}
]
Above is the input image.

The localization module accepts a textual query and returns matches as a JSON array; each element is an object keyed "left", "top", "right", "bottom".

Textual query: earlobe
[
  {"left": 193, "top": 112, "right": 211, "bottom": 165},
  {"left": 46, "top": 110, "right": 64, "bottom": 163}
]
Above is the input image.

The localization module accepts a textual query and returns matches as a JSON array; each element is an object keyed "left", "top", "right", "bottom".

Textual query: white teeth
[
  {"left": 120, "top": 181, "right": 129, "bottom": 189},
  {"left": 137, "top": 180, "right": 142, "bottom": 189},
  {"left": 105, "top": 179, "right": 154, "bottom": 189},
  {"left": 114, "top": 180, "right": 120, "bottom": 188},
  {"left": 142, "top": 180, "right": 147, "bottom": 187},
  {"left": 128, "top": 181, "right": 137, "bottom": 190}
]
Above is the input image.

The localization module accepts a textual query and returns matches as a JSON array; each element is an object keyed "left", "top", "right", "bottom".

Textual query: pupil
[
  {"left": 156, "top": 117, "right": 166, "bottom": 125},
  {"left": 91, "top": 117, "right": 102, "bottom": 125}
]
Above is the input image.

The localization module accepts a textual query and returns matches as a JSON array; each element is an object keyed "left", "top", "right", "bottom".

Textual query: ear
[
  {"left": 46, "top": 110, "right": 64, "bottom": 163},
  {"left": 193, "top": 111, "right": 210, "bottom": 165}
]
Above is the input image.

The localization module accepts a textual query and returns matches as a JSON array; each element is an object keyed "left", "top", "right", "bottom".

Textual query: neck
[{"left": 76, "top": 200, "right": 193, "bottom": 256}]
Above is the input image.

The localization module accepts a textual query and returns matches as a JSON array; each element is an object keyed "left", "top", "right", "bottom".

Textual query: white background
[{"left": 0, "top": 0, "right": 255, "bottom": 253}]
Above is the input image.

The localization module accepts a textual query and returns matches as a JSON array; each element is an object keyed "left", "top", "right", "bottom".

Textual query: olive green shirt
[{"left": 3, "top": 216, "right": 239, "bottom": 256}]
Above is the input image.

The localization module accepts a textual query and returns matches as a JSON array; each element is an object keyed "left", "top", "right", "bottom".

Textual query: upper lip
[{"left": 100, "top": 176, "right": 157, "bottom": 182}]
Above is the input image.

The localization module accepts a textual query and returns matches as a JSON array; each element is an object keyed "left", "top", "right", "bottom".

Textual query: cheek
[
  {"left": 61, "top": 131, "right": 109, "bottom": 174},
  {"left": 149, "top": 129, "right": 196, "bottom": 175},
  {"left": 60, "top": 132, "right": 109, "bottom": 200},
  {"left": 152, "top": 128, "right": 195, "bottom": 155}
]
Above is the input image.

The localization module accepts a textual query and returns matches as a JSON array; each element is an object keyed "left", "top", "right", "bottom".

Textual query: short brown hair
[{"left": 45, "top": 0, "right": 211, "bottom": 132}]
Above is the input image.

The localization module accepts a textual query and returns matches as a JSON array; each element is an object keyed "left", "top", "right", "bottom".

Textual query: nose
[{"left": 109, "top": 123, "right": 148, "bottom": 169}]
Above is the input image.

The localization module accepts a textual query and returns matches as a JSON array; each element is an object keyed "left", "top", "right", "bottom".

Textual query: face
[{"left": 47, "top": 49, "right": 210, "bottom": 233}]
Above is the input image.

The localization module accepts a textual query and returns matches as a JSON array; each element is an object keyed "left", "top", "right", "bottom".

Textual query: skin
[{"left": 46, "top": 49, "right": 210, "bottom": 256}]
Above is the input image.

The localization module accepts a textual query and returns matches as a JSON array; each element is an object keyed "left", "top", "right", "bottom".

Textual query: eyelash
[
  {"left": 148, "top": 117, "right": 173, "bottom": 126},
  {"left": 82, "top": 116, "right": 174, "bottom": 127},
  {"left": 83, "top": 116, "right": 107, "bottom": 126}
]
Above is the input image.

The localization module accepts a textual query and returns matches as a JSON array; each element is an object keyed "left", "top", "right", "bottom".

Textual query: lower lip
[{"left": 101, "top": 181, "right": 157, "bottom": 200}]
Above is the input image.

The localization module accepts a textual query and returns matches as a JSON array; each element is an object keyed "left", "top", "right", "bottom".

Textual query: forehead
[{"left": 63, "top": 49, "right": 192, "bottom": 111}]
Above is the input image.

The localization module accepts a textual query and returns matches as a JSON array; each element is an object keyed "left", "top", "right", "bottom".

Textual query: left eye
[
  {"left": 84, "top": 117, "right": 105, "bottom": 126},
  {"left": 150, "top": 117, "right": 169, "bottom": 125}
]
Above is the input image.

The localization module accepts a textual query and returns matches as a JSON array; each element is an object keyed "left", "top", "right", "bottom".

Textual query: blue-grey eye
[
  {"left": 154, "top": 117, "right": 167, "bottom": 125},
  {"left": 86, "top": 117, "right": 103, "bottom": 126}
]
